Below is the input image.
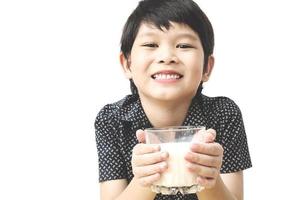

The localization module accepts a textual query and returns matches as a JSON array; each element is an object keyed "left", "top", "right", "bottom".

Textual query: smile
[{"left": 151, "top": 71, "right": 183, "bottom": 80}]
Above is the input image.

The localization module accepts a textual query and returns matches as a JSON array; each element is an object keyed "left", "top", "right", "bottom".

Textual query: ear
[
  {"left": 120, "top": 52, "right": 132, "bottom": 79},
  {"left": 201, "top": 55, "right": 214, "bottom": 82}
]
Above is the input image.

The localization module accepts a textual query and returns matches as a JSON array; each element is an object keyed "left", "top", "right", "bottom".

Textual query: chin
[{"left": 151, "top": 91, "right": 194, "bottom": 102}]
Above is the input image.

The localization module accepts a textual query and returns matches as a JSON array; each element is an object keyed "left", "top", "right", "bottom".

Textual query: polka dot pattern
[{"left": 95, "top": 94, "right": 252, "bottom": 199}]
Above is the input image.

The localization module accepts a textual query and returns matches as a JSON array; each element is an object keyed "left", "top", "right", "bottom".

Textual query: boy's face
[{"left": 121, "top": 22, "right": 214, "bottom": 102}]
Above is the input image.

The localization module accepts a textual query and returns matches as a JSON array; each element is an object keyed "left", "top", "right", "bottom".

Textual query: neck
[{"left": 140, "top": 97, "right": 193, "bottom": 128}]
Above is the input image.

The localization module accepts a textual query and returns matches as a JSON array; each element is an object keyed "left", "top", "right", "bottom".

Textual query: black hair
[{"left": 121, "top": 0, "right": 214, "bottom": 95}]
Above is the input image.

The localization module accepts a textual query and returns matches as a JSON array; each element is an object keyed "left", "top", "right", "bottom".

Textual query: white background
[{"left": 1, "top": 0, "right": 299, "bottom": 199}]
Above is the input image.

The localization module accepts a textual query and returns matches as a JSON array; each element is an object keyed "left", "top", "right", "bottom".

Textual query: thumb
[
  {"left": 192, "top": 128, "right": 216, "bottom": 143},
  {"left": 204, "top": 128, "right": 216, "bottom": 143},
  {"left": 136, "top": 129, "right": 146, "bottom": 143}
]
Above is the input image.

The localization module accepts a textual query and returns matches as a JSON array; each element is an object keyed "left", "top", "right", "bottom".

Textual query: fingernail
[
  {"left": 154, "top": 145, "right": 160, "bottom": 151},
  {"left": 161, "top": 152, "right": 168, "bottom": 159},
  {"left": 190, "top": 143, "right": 198, "bottom": 150},
  {"left": 160, "top": 162, "right": 167, "bottom": 169},
  {"left": 184, "top": 152, "right": 191, "bottom": 159},
  {"left": 185, "top": 163, "right": 192, "bottom": 169}
]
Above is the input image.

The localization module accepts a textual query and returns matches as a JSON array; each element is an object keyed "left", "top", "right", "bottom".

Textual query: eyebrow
[
  {"left": 138, "top": 32, "right": 199, "bottom": 41},
  {"left": 176, "top": 33, "right": 199, "bottom": 41}
]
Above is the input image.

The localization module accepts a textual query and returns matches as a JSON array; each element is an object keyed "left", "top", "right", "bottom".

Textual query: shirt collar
[
  {"left": 182, "top": 95, "right": 207, "bottom": 126},
  {"left": 119, "top": 95, "right": 152, "bottom": 129},
  {"left": 119, "top": 94, "right": 206, "bottom": 128}
]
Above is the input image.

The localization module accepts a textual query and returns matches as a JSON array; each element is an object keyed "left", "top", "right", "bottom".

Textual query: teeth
[{"left": 153, "top": 73, "right": 181, "bottom": 80}]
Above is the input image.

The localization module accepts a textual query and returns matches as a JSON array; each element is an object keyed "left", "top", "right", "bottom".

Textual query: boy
[{"left": 95, "top": 0, "right": 252, "bottom": 199}]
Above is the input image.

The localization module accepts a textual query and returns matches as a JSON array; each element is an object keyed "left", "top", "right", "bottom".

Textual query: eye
[
  {"left": 141, "top": 43, "right": 158, "bottom": 48},
  {"left": 176, "top": 44, "right": 194, "bottom": 49}
]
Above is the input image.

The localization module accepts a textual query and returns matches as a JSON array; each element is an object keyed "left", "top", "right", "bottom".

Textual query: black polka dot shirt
[{"left": 95, "top": 94, "right": 252, "bottom": 200}]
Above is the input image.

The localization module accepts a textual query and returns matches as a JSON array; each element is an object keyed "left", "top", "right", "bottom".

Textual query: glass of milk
[{"left": 145, "top": 126, "right": 205, "bottom": 195}]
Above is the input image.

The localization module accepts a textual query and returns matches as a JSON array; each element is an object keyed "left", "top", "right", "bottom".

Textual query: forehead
[{"left": 136, "top": 22, "right": 200, "bottom": 41}]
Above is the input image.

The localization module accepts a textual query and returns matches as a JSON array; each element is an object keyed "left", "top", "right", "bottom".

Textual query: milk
[{"left": 154, "top": 142, "right": 197, "bottom": 187}]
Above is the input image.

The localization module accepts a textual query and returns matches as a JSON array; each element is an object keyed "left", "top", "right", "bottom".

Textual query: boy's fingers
[
  {"left": 197, "top": 176, "right": 216, "bottom": 189},
  {"left": 185, "top": 151, "right": 222, "bottom": 169},
  {"left": 133, "top": 143, "right": 160, "bottom": 155},
  {"left": 186, "top": 162, "right": 219, "bottom": 178},
  {"left": 205, "top": 129, "right": 216, "bottom": 143},
  {"left": 133, "top": 162, "right": 168, "bottom": 177},
  {"left": 192, "top": 128, "right": 216, "bottom": 143},
  {"left": 136, "top": 129, "right": 146, "bottom": 143},
  {"left": 190, "top": 142, "right": 223, "bottom": 156},
  {"left": 191, "top": 129, "right": 206, "bottom": 143},
  {"left": 133, "top": 150, "right": 168, "bottom": 166},
  {"left": 137, "top": 173, "right": 161, "bottom": 187}
]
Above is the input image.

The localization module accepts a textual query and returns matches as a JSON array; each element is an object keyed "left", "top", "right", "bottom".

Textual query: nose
[{"left": 156, "top": 47, "right": 179, "bottom": 64}]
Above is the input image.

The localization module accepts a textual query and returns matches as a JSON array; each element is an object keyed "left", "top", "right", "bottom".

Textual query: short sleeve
[
  {"left": 94, "top": 105, "right": 127, "bottom": 182},
  {"left": 217, "top": 98, "right": 252, "bottom": 173}
]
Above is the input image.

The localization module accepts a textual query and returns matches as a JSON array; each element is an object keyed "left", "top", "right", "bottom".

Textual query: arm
[
  {"left": 192, "top": 98, "right": 251, "bottom": 199},
  {"left": 185, "top": 129, "right": 244, "bottom": 200},
  {"left": 99, "top": 130, "right": 168, "bottom": 200},
  {"left": 197, "top": 171, "right": 243, "bottom": 200},
  {"left": 100, "top": 178, "right": 156, "bottom": 200}
]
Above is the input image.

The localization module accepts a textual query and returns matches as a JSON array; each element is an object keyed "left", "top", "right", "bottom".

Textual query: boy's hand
[
  {"left": 131, "top": 129, "right": 169, "bottom": 187},
  {"left": 184, "top": 129, "right": 224, "bottom": 189}
]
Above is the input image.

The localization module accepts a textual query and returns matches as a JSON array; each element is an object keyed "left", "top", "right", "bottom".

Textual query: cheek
[
  {"left": 191, "top": 68, "right": 203, "bottom": 83},
  {"left": 182, "top": 51, "right": 204, "bottom": 65},
  {"left": 184, "top": 59, "right": 204, "bottom": 83},
  {"left": 193, "top": 53, "right": 204, "bottom": 72},
  {"left": 186, "top": 58, "right": 204, "bottom": 74},
  {"left": 131, "top": 52, "right": 153, "bottom": 70}
]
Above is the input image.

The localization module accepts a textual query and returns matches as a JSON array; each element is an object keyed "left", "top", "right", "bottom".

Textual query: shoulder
[
  {"left": 201, "top": 94, "right": 243, "bottom": 119},
  {"left": 94, "top": 95, "right": 138, "bottom": 129}
]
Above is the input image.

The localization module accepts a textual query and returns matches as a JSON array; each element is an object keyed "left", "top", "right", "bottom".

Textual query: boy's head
[{"left": 120, "top": 0, "right": 214, "bottom": 96}]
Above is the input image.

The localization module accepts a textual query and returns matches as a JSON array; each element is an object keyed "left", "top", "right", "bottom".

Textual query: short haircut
[{"left": 120, "top": 0, "right": 214, "bottom": 95}]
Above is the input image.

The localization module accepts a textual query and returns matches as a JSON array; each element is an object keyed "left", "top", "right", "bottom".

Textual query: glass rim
[{"left": 145, "top": 126, "right": 205, "bottom": 132}]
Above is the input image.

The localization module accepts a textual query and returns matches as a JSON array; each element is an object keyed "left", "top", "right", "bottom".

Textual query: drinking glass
[{"left": 145, "top": 126, "right": 205, "bottom": 195}]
